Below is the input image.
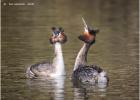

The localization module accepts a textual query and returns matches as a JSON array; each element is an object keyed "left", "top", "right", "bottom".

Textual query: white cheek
[{"left": 84, "top": 27, "right": 88, "bottom": 33}]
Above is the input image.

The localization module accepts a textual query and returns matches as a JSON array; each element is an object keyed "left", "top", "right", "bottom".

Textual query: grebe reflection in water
[
  {"left": 26, "top": 27, "right": 67, "bottom": 78},
  {"left": 26, "top": 76, "right": 65, "bottom": 100},
  {"left": 72, "top": 18, "right": 109, "bottom": 85}
]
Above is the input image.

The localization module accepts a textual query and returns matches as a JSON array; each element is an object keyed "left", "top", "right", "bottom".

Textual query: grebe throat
[
  {"left": 73, "top": 43, "right": 91, "bottom": 71},
  {"left": 52, "top": 42, "right": 65, "bottom": 76}
]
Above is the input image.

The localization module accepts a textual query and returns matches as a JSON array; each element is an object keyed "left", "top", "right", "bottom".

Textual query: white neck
[
  {"left": 73, "top": 43, "right": 90, "bottom": 71},
  {"left": 52, "top": 42, "right": 65, "bottom": 76}
]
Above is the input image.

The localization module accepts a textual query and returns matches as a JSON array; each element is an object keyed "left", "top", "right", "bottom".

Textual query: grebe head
[
  {"left": 78, "top": 18, "right": 99, "bottom": 45},
  {"left": 50, "top": 27, "right": 67, "bottom": 44}
]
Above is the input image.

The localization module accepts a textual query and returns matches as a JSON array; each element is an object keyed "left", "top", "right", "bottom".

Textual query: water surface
[{"left": 1, "top": 0, "right": 139, "bottom": 100}]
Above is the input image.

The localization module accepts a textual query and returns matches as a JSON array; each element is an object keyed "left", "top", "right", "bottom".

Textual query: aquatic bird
[
  {"left": 26, "top": 27, "right": 67, "bottom": 78},
  {"left": 72, "top": 18, "right": 109, "bottom": 84}
]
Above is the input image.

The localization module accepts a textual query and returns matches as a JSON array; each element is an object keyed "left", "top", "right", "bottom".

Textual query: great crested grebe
[
  {"left": 26, "top": 27, "right": 67, "bottom": 78},
  {"left": 72, "top": 18, "right": 109, "bottom": 84}
]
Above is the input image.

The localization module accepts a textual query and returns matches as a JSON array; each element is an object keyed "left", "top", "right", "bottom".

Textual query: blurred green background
[{"left": 1, "top": 0, "right": 139, "bottom": 100}]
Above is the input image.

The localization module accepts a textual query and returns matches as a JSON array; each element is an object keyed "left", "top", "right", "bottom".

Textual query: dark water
[{"left": 1, "top": 0, "right": 139, "bottom": 100}]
